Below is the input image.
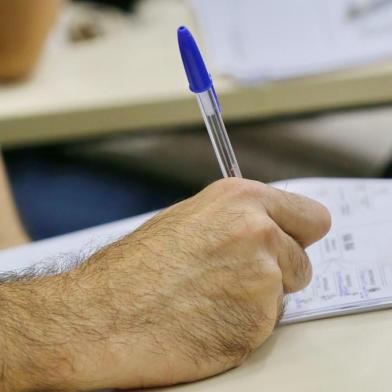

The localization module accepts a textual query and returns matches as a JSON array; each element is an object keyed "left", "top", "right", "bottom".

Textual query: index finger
[{"left": 259, "top": 183, "right": 331, "bottom": 247}]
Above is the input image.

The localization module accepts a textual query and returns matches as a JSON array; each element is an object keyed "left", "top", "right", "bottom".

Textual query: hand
[{"left": 1, "top": 178, "right": 330, "bottom": 391}]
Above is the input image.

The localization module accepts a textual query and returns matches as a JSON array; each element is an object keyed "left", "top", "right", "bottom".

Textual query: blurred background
[{"left": 1, "top": 0, "right": 392, "bottom": 240}]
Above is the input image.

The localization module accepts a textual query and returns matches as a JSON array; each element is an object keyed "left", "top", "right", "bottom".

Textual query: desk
[
  {"left": 155, "top": 309, "right": 392, "bottom": 392},
  {"left": 1, "top": 0, "right": 392, "bottom": 147}
]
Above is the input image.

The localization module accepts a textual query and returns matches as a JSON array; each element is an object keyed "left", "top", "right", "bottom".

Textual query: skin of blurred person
[
  {"left": 0, "top": 2, "right": 331, "bottom": 391},
  {"left": 0, "top": 0, "right": 62, "bottom": 80},
  {"left": 0, "top": 157, "right": 28, "bottom": 248}
]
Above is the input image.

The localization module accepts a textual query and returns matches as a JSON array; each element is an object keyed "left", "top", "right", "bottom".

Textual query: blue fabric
[{"left": 4, "top": 148, "right": 192, "bottom": 240}]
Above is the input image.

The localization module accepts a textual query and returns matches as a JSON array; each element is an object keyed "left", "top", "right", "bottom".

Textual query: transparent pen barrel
[{"left": 197, "top": 90, "right": 242, "bottom": 178}]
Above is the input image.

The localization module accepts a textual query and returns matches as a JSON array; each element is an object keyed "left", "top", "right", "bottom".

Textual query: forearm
[
  {"left": 0, "top": 274, "right": 80, "bottom": 391},
  {"left": 0, "top": 236, "right": 203, "bottom": 392},
  {"left": 0, "top": 250, "right": 143, "bottom": 392}
]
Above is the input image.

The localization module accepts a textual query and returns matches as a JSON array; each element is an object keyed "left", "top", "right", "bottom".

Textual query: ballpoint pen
[{"left": 177, "top": 26, "right": 242, "bottom": 178}]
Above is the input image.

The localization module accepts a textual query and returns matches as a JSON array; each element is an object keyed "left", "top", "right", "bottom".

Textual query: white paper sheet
[
  {"left": 1, "top": 179, "right": 392, "bottom": 324},
  {"left": 0, "top": 211, "right": 157, "bottom": 273},
  {"left": 190, "top": 0, "right": 392, "bottom": 82},
  {"left": 275, "top": 178, "right": 392, "bottom": 323}
]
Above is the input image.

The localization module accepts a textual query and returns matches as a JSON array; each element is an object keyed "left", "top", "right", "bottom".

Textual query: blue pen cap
[{"left": 177, "top": 26, "right": 212, "bottom": 93}]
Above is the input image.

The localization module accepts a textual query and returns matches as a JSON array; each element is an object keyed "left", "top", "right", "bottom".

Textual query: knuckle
[
  {"left": 248, "top": 258, "right": 283, "bottom": 292},
  {"left": 251, "top": 215, "right": 275, "bottom": 236},
  {"left": 231, "top": 216, "right": 280, "bottom": 248},
  {"left": 293, "top": 247, "right": 311, "bottom": 279},
  {"left": 243, "top": 260, "right": 283, "bottom": 300},
  {"left": 257, "top": 219, "right": 280, "bottom": 244},
  {"left": 210, "top": 178, "right": 268, "bottom": 200},
  {"left": 299, "top": 253, "right": 313, "bottom": 286},
  {"left": 243, "top": 215, "right": 264, "bottom": 237},
  {"left": 236, "top": 181, "right": 269, "bottom": 201},
  {"left": 209, "top": 177, "right": 248, "bottom": 194},
  {"left": 285, "top": 243, "right": 313, "bottom": 292}
]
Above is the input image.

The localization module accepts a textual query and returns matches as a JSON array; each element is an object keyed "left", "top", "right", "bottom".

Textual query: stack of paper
[{"left": 190, "top": 0, "right": 392, "bottom": 82}]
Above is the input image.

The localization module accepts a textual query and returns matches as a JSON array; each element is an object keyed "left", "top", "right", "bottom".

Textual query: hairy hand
[{"left": 0, "top": 178, "right": 330, "bottom": 391}]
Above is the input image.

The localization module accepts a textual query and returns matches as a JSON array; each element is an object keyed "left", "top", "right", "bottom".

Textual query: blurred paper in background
[{"left": 190, "top": 0, "right": 392, "bottom": 82}]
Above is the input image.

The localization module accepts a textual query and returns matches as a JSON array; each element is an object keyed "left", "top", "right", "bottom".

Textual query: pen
[{"left": 177, "top": 26, "right": 242, "bottom": 178}]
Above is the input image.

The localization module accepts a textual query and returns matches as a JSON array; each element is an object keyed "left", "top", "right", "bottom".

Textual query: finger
[
  {"left": 260, "top": 184, "right": 331, "bottom": 247},
  {"left": 277, "top": 231, "right": 312, "bottom": 293},
  {"left": 201, "top": 178, "right": 331, "bottom": 247}
]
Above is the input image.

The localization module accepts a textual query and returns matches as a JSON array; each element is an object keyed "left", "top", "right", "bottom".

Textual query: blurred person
[
  {"left": 0, "top": 157, "right": 28, "bottom": 248},
  {"left": 0, "top": 2, "right": 331, "bottom": 391}
]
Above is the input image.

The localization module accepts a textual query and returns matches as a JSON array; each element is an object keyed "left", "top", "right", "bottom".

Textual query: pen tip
[{"left": 177, "top": 25, "right": 191, "bottom": 42}]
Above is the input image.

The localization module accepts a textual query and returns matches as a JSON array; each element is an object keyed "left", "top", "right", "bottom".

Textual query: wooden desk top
[
  {"left": 155, "top": 309, "right": 392, "bottom": 392},
  {"left": 1, "top": 0, "right": 392, "bottom": 147}
]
